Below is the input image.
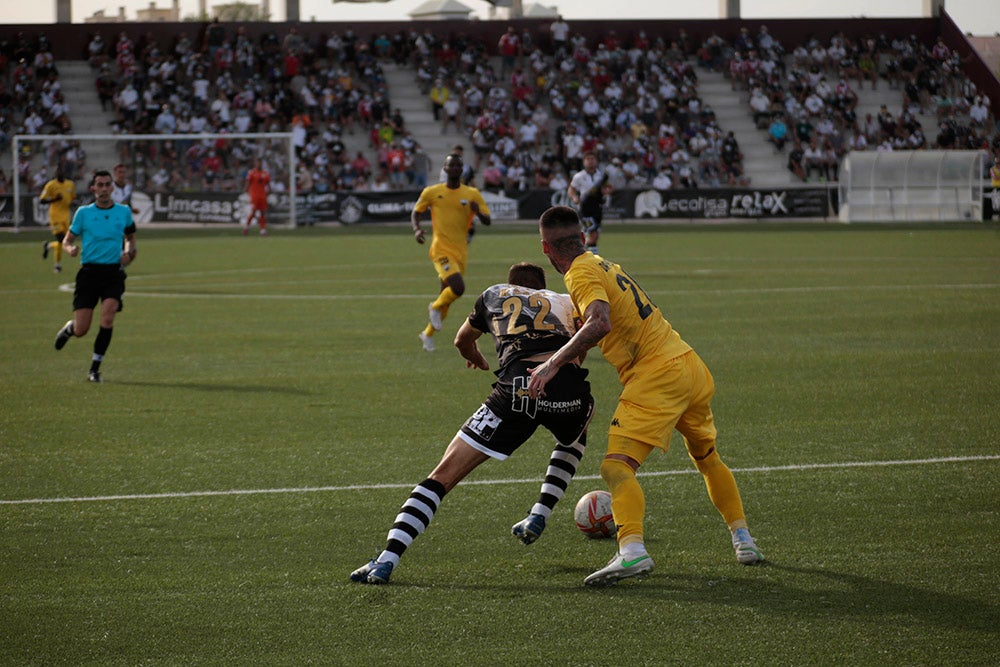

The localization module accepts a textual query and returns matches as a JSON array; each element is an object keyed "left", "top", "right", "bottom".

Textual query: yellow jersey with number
[
  {"left": 564, "top": 251, "right": 691, "bottom": 382},
  {"left": 413, "top": 182, "right": 489, "bottom": 264},
  {"left": 40, "top": 178, "right": 76, "bottom": 228}
]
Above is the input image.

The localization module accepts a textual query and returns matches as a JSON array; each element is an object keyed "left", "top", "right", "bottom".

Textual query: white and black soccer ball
[{"left": 573, "top": 490, "right": 617, "bottom": 538}]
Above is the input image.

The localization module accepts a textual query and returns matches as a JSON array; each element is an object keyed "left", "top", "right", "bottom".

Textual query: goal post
[
  {"left": 838, "top": 150, "right": 985, "bottom": 222},
  {"left": 11, "top": 132, "right": 296, "bottom": 230}
]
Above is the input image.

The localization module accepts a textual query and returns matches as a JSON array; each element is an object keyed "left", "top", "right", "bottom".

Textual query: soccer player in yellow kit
[
  {"left": 39, "top": 166, "right": 76, "bottom": 273},
  {"left": 411, "top": 153, "right": 491, "bottom": 351},
  {"left": 528, "top": 205, "right": 763, "bottom": 586}
]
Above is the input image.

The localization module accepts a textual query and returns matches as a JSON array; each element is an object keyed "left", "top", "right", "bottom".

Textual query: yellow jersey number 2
[{"left": 615, "top": 269, "right": 654, "bottom": 320}]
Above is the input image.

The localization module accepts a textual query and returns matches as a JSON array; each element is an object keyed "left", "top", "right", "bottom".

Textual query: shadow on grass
[
  {"left": 526, "top": 561, "right": 998, "bottom": 633},
  {"left": 112, "top": 380, "right": 316, "bottom": 396},
  {"left": 363, "top": 558, "right": 997, "bottom": 636}
]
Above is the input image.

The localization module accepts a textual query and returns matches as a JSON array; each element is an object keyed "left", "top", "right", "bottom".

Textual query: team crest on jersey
[{"left": 466, "top": 405, "right": 502, "bottom": 440}]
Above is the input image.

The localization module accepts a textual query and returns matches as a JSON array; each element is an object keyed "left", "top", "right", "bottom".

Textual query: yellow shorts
[
  {"left": 49, "top": 220, "right": 69, "bottom": 235},
  {"left": 606, "top": 350, "right": 717, "bottom": 461},
  {"left": 431, "top": 252, "right": 466, "bottom": 282}
]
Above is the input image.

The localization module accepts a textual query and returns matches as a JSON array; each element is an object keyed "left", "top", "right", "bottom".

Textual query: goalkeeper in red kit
[{"left": 243, "top": 158, "right": 271, "bottom": 236}]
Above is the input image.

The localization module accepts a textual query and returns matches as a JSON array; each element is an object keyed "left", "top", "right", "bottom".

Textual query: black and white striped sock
[
  {"left": 530, "top": 437, "right": 587, "bottom": 519},
  {"left": 377, "top": 478, "right": 447, "bottom": 567}
]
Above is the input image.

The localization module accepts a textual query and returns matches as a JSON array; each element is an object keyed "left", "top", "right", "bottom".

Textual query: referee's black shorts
[
  {"left": 73, "top": 263, "right": 126, "bottom": 311},
  {"left": 458, "top": 360, "right": 593, "bottom": 460}
]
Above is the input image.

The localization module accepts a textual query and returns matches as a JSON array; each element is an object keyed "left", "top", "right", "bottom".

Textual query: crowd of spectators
[
  {"left": 1, "top": 22, "right": 999, "bottom": 197},
  {"left": 86, "top": 22, "right": 408, "bottom": 194},
  {"left": 415, "top": 19, "right": 749, "bottom": 193},
  {"left": 720, "top": 26, "right": 999, "bottom": 182},
  {"left": 0, "top": 31, "right": 88, "bottom": 194}
]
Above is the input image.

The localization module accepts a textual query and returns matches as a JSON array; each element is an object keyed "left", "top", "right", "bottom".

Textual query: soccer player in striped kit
[{"left": 351, "top": 262, "right": 594, "bottom": 585}]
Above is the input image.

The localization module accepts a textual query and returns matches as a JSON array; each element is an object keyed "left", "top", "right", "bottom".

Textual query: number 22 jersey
[{"left": 468, "top": 283, "right": 578, "bottom": 380}]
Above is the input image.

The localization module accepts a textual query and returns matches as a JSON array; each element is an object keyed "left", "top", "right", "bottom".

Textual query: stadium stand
[{"left": 1, "top": 17, "right": 997, "bottom": 200}]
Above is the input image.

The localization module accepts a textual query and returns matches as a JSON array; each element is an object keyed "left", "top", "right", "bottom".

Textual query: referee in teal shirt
[{"left": 53, "top": 169, "right": 137, "bottom": 383}]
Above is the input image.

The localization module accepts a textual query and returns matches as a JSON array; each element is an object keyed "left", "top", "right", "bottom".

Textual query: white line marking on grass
[
  {"left": 658, "top": 283, "right": 1000, "bottom": 297},
  {"left": 50, "top": 282, "right": 1000, "bottom": 300},
  {"left": 2, "top": 454, "right": 997, "bottom": 506},
  {"left": 118, "top": 291, "right": 428, "bottom": 301}
]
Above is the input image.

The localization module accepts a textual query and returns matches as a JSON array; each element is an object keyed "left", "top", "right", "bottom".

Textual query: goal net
[
  {"left": 838, "top": 150, "right": 985, "bottom": 223},
  {"left": 11, "top": 132, "right": 296, "bottom": 230}
]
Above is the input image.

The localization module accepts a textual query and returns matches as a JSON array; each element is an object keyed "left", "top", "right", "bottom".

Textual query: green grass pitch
[{"left": 1, "top": 223, "right": 998, "bottom": 664}]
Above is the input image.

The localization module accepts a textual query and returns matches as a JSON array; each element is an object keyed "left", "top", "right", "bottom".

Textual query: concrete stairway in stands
[
  {"left": 56, "top": 60, "right": 119, "bottom": 176},
  {"left": 383, "top": 61, "right": 460, "bottom": 179},
  {"left": 696, "top": 67, "right": 801, "bottom": 188}
]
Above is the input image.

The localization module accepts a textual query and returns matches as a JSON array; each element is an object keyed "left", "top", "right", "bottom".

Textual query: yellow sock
[
  {"left": 691, "top": 448, "right": 746, "bottom": 528},
  {"left": 431, "top": 286, "right": 460, "bottom": 316},
  {"left": 52, "top": 242, "right": 62, "bottom": 262},
  {"left": 600, "top": 457, "right": 645, "bottom": 549},
  {"left": 423, "top": 324, "right": 435, "bottom": 337}
]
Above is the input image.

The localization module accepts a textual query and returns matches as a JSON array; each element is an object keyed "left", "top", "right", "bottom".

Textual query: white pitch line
[
  {"left": 2, "top": 454, "right": 997, "bottom": 506},
  {"left": 50, "top": 281, "right": 1000, "bottom": 299}
]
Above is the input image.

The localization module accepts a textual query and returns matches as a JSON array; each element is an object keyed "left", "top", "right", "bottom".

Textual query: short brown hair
[
  {"left": 539, "top": 206, "right": 585, "bottom": 254},
  {"left": 539, "top": 205, "right": 582, "bottom": 233},
  {"left": 507, "top": 262, "right": 546, "bottom": 289}
]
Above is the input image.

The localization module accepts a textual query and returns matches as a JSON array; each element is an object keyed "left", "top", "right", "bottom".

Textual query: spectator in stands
[
  {"left": 803, "top": 138, "right": 826, "bottom": 181},
  {"left": 348, "top": 151, "right": 370, "bottom": 181},
  {"left": 562, "top": 123, "right": 584, "bottom": 173},
  {"left": 787, "top": 140, "right": 806, "bottom": 181},
  {"left": 549, "top": 15, "right": 570, "bottom": 56},
  {"left": 749, "top": 86, "right": 771, "bottom": 128},
  {"left": 115, "top": 82, "right": 141, "bottom": 129},
  {"left": 410, "top": 145, "right": 430, "bottom": 188},
  {"left": 768, "top": 114, "right": 788, "bottom": 152},
  {"left": 387, "top": 142, "right": 407, "bottom": 189},
  {"left": 442, "top": 94, "right": 461, "bottom": 134},
  {"left": 803, "top": 89, "right": 825, "bottom": 118},
  {"left": 498, "top": 27, "right": 522, "bottom": 77},
  {"left": 548, "top": 169, "right": 568, "bottom": 191},
  {"left": 847, "top": 129, "right": 868, "bottom": 151},
  {"left": 21, "top": 107, "right": 45, "bottom": 135},
  {"left": 969, "top": 96, "right": 991, "bottom": 128},
  {"left": 652, "top": 165, "right": 673, "bottom": 190},
  {"left": 429, "top": 78, "right": 449, "bottom": 121},
  {"left": 935, "top": 90, "right": 955, "bottom": 123},
  {"left": 481, "top": 159, "right": 503, "bottom": 193},
  {"left": 88, "top": 32, "right": 108, "bottom": 70},
  {"left": 93, "top": 64, "right": 116, "bottom": 114}
]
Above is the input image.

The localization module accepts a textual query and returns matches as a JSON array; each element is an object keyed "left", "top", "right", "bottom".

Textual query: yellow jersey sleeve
[
  {"left": 470, "top": 187, "right": 490, "bottom": 216},
  {"left": 565, "top": 252, "right": 690, "bottom": 374}
]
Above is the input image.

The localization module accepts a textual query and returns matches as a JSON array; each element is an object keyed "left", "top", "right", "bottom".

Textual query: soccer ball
[{"left": 573, "top": 490, "right": 617, "bottom": 538}]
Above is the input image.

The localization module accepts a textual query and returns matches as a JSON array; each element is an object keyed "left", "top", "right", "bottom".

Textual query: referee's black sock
[{"left": 91, "top": 327, "right": 113, "bottom": 371}]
